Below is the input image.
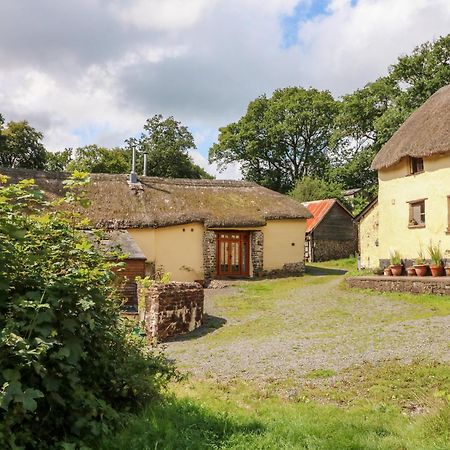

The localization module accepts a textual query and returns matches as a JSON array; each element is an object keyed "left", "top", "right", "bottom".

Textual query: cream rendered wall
[
  {"left": 262, "top": 219, "right": 306, "bottom": 270},
  {"left": 378, "top": 153, "right": 450, "bottom": 262},
  {"left": 128, "top": 223, "right": 204, "bottom": 281},
  {"left": 359, "top": 203, "right": 380, "bottom": 269}
]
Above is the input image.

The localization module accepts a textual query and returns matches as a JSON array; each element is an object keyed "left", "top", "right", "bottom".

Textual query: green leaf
[{"left": 22, "top": 388, "right": 44, "bottom": 412}]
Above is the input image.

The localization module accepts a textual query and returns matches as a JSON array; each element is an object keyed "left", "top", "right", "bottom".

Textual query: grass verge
[{"left": 100, "top": 360, "right": 450, "bottom": 450}]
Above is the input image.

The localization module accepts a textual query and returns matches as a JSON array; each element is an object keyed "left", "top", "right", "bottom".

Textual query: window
[
  {"left": 410, "top": 157, "right": 424, "bottom": 174},
  {"left": 408, "top": 200, "right": 425, "bottom": 227}
]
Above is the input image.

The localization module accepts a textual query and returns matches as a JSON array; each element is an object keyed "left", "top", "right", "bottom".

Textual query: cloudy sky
[{"left": 1, "top": 0, "right": 449, "bottom": 177}]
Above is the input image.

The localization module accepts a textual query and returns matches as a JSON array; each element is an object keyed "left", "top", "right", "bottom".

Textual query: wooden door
[{"left": 216, "top": 232, "right": 250, "bottom": 277}]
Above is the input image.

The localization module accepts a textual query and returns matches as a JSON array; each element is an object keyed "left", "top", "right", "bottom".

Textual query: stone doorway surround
[{"left": 203, "top": 229, "right": 264, "bottom": 282}]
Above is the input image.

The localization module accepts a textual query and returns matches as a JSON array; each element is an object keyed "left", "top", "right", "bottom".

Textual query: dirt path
[{"left": 164, "top": 272, "right": 450, "bottom": 384}]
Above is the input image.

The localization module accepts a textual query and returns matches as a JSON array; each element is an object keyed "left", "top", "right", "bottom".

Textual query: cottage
[
  {"left": 1, "top": 168, "right": 311, "bottom": 283},
  {"left": 366, "top": 84, "right": 450, "bottom": 267},
  {"left": 302, "top": 199, "right": 357, "bottom": 262}
]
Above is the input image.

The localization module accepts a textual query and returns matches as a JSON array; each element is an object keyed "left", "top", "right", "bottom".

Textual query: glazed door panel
[{"left": 216, "top": 232, "right": 250, "bottom": 277}]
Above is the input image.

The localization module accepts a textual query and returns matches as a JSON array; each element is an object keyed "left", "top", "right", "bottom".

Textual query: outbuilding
[{"left": 302, "top": 199, "right": 357, "bottom": 262}]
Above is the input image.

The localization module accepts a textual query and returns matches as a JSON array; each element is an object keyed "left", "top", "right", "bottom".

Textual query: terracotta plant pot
[
  {"left": 406, "top": 267, "right": 416, "bottom": 276},
  {"left": 445, "top": 267, "right": 450, "bottom": 277},
  {"left": 414, "top": 264, "right": 429, "bottom": 277},
  {"left": 430, "top": 265, "right": 443, "bottom": 277},
  {"left": 390, "top": 264, "right": 403, "bottom": 276},
  {"left": 384, "top": 268, "right": 392, "bottom": 276}
]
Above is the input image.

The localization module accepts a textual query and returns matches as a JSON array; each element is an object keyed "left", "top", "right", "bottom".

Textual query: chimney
[
  {"left": 143, "top": 152, "right": 148, "bottom": 176},
  {"left": 129, "top": 144, "right": 137, "bottom": 183}
]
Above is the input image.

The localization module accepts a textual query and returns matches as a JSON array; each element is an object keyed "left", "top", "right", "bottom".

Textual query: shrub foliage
[{"left": 0, "top": 174, "right": 175, "bottom": 449}]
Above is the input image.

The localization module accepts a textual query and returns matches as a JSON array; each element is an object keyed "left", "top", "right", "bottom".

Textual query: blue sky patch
[{"left": 281, "top": 0, "right": 331, "bottom": 48}]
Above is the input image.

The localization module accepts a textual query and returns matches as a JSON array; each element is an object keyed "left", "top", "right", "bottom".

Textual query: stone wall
[
  {"left": 251, "top": 231, "right": 264, "bottom": 276},
  {"left": 139, "top": 282, "right": 204, "bottom": 340},
  {"left": 346, "top": 276, "right": 450, "bottom": 296},
  {"left": 261, "top": 261, "right": 305, "bottom": 278},
  {"left": 203, "top": 230, "right": 217, "bottom": 282},
  {"left": 312, "top": 239, "right": 357, "bottom": 262}
]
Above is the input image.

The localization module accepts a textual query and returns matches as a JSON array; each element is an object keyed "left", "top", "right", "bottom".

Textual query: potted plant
[
  {"left": 428, "top": 241, "right": 443, "bottom": 277},
  {"left": 384, "top": 267, "right": 392, "bottom": 276},
  {"left": 414, "top": 247, "right": 429, "bottom": 277},
  {"left": 406, "top": 266, "right": 416, "bottom": 276},
  {"left": 445, "top": 266, "right": 450, "bottom": 276},
  {"left": 389, "top": 250, "right": 403, "bottom": 276}
]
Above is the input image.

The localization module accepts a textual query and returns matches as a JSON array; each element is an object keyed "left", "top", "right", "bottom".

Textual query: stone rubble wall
[
  {"left": 312, "top": 239, "right": 357, "bottom": 262},
  {"left": 261, "top": 261, "right": 305, "bottom": 278},
  {"left": 251, "top": 231, "right": 264, "bottom": 276},
  {"left": 203, "top": 230, "right": 217, "bottom": 282},
  {"left": 139, "top": 282, "right": 204, "bottom": 340},
  {"left": 346, "top": 276, "right": 450, "bottom": 296}
]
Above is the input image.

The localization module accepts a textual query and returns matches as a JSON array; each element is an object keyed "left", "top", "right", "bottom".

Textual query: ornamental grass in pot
[
  {"left": 389, "top": 250, "right": 403, "bottom": 276},
  {"left": 428, "top": 241, "right": 443, "bottom": 277},
  {"left": 414, "top": 247, "right": 429, "bottom": 277}
]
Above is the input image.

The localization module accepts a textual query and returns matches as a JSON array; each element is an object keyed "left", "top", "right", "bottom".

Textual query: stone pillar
[
  {"left": 251, "top": 231, "right": 264, "bottom": 277},
  {"left": 139, "top": 282, "right": 204, "bottom": 341},
  {"left": 203, "top": 229, "right": 217, "bottom": 283}
]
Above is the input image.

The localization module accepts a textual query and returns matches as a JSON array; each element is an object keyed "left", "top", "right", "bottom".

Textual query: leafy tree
[
  {"left": 44, "top": 149, "right": 73, "bottom": 171},
  {"left": 209, "top": 87, "right": 338, "bottom": 193},
  {"left": 128, "top": 115, "right": 213, "bottom": 179},
  {"left": 331, "top": 34, "right": 450, "bottom": 197},
  {"left": 0, "top": 120, "right": 47, "bottom": 169},
  {"left": 0, "top": 173, "right": 176, "bottom": 448},
  {"left": 290, "top": 176, "right": 344, "bottom": 203},
  {"left": 67, "top": 145, "right": 130, "bottom": 174}
]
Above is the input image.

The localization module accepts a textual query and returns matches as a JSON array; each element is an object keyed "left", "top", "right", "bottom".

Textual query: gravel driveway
[{"left": 164, "top": 270, "right": 450, "bottom": 384}]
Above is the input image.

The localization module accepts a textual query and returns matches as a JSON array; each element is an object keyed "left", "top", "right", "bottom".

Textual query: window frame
[
  {"left": 407, "top": 198, "right": 426, "bottom": 228},
  {"left": 409, "top": 157, "right": 424, "bottom": 175}
]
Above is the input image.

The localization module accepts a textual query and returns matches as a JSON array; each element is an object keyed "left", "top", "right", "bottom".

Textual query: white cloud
[
  {"left": 1, "top": 0, "right": 449, "bottom": 178},
  {"left": 110, "top": 0, "right": 217, "bottom": 31}
]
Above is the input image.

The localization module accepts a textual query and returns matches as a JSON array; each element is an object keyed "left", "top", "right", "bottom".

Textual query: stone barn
[{"left": 303, "top": 199, "right": 357, "bottom": 262}]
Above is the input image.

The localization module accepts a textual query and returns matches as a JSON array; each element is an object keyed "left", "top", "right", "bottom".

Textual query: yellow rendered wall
[
  {"left": 128, "top": 223, "right": 204, "bottom": 281},
  {"left": 262, "top": 219, "right": 306, "bottom": 270},
  {"left": 378, "top": 153, "right": 450, "bottom": 262},
  {"left": 359, "top": 203, "right": 380, "bottom": 269}
]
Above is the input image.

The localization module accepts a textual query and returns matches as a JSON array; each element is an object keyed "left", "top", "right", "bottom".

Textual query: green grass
[
  {"left": 100, "top": 258, "right": 450, "bottom": 449},
  {"left": 101, "top": 361, "right": 450, "bottom": 449}
]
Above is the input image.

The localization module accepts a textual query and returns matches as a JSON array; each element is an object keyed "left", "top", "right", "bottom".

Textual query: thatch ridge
[
  {"left": 0, "top": 167, "right": 311, "bottom": 228},
  {"left": 371, "top": 85, "right": 450, "bottom": 170}
]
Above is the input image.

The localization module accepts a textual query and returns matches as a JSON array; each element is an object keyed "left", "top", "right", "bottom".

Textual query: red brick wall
[{"left": 113, "top": 258, "right": 146, "bottom": 308}]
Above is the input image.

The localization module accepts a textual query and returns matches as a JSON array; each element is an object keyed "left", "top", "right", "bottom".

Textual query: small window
[
  {"left": 410, "top": 157, "right": 424, "bottom": 174},
  {"left": 409, "top": 200, "right": 425, "bottom": 227}
]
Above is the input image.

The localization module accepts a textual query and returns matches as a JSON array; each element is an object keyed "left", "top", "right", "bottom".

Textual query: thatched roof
[
  {"left": 84, "top": 230, "right": 146, "bottom": 260},
  {"left": 1, "top": 168, "right": 311, "bottom": 229},
  {"left": 371, "top": 85, "right": 450, "bottom": 170}
]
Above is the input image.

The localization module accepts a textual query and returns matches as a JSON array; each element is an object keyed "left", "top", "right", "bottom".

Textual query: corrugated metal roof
[{"left": 302, "top": 199, "right": 336, "bottom": 233}]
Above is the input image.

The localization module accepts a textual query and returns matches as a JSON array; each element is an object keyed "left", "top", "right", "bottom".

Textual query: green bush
[{"left": 0, "top": 174, "right": 176, "bottom": 449}]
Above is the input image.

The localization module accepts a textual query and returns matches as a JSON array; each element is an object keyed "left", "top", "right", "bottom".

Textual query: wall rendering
[
  {"left": 128, "top": 222, "right": 204, "bottom": 281},
  {"left": 378, "top": 153, "right": 450, "bottom": 263},
  {"left": 358, "top": 203, "right": 380, "bottom": 269},
  {"left": 263, "top": 219, "right": 306, "bottom": 271}
]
